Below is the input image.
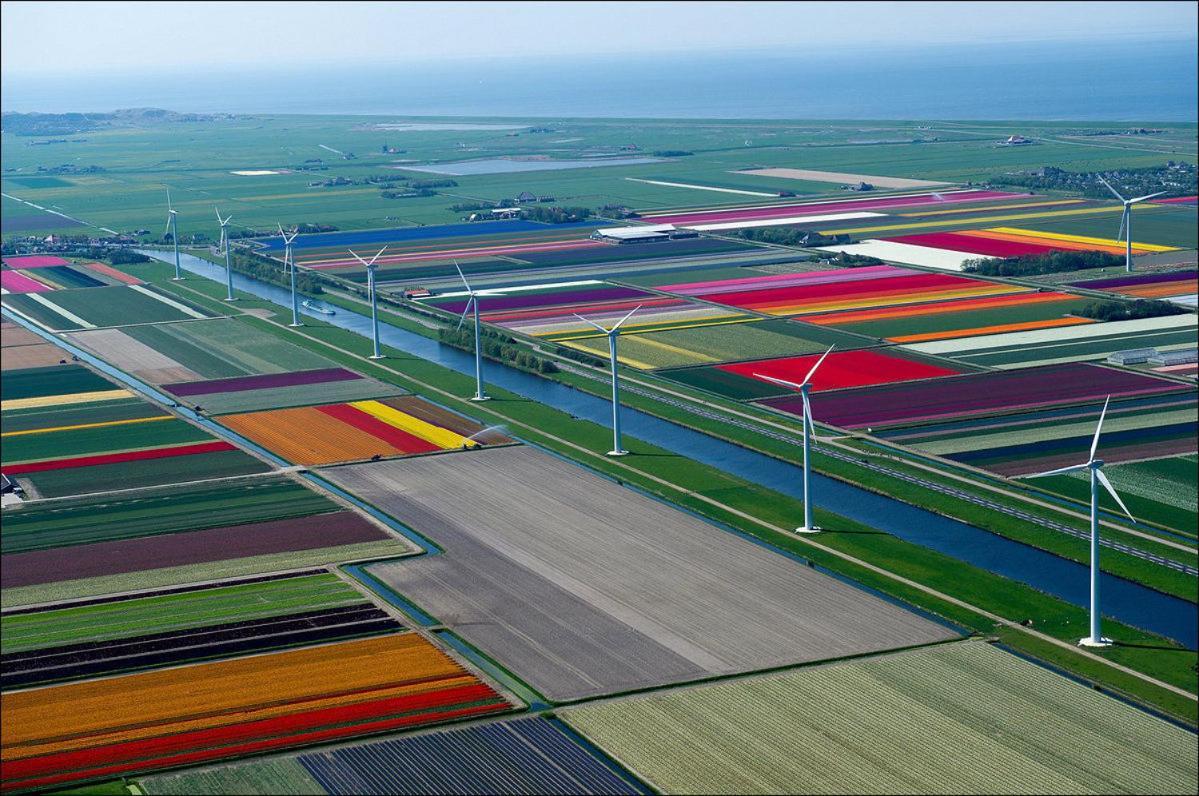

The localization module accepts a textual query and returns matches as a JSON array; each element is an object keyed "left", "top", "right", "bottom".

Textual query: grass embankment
[{"left": 119, "top": 260, "right": 1199, "bottom": 725}]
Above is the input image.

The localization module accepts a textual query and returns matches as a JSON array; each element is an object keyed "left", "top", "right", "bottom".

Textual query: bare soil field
[
  {"left": 0, "top": 343, "right": 69, "bottom": 370},
  {"left": 65, "top": 327, "right": 200, "bottom": 384},
  {"left": 324, "top": 447, "right": 956, "bottom": 701}
]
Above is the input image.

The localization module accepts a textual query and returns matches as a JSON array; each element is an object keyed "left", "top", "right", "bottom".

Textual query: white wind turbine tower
[
  {"left": 452, "top": 261, "right": 489, "bottom": 402},
  {"left": 1024, "top": 396, "right": 1135, "bottom": 647},
  {"left": 1097, "top": 175, "right": 1165, "bottom": 273},
  {"left": 215, "top": 208, "right": 235, "bottom": 301},
  {"left": 278, "top": 224, "right": 301, "bottom": 327},
  {"left": 573, "top": 306, "right": 642, "bottom": 456},
  {"left": 348, "top": 246, "right": 389, "bottom": 359},
  {"left": 164, "top": 191, "right": 182, "bottom": 280},
  {"left": 751, "top": 345, "right": 835, "bottom": 533}
]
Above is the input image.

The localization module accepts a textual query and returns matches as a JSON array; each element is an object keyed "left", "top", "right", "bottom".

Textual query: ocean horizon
[{"left": 2, "top": 38, "right": 1196, "bottom": 122}]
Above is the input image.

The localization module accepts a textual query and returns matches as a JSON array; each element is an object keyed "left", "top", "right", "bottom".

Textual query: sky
[{"left": 2, "top": 0, "right": 1196, "bottom": 76}]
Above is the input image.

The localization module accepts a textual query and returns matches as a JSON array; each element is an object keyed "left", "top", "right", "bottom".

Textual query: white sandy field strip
[
  {"left": 624, "top": 178, "right": 778, "bottom": 197},
  {"left": 904, "top": 314, "right": 1199, "bottom": 357},
  {"left": 25, "top": 293, "right": 96, "bottom": 329},
  {"left": 815, "top": 239, "right": 991, "bottom": 271},
  {"left": 686, "top": 211, "right": 884, "bottom": 232},
  {"left": 324, "top": 447, "right": 956, "bottom": 701},
  {"left": 129, "top": 284, "right": 209, "bottom": 319},
  {"left": 737, "top": 168, "right": 950, "bottom": 189}
]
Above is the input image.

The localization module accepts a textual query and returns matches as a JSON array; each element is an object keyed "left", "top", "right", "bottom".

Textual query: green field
[
  {"left": 564, "top": 640, "right": 1198, "bottom": 794},
  {"left": 1, "top": 397, "right": 163, "bottom": 433},
  {"left": 2, "top": 416, "right": 209, "bottom": 465},
  {"left": 1, "top": 364, "right": 113, "bottom": 400},
  {"left": 1, "top": 572, "right": 365, "bottom": 653},
  {"left": 121, "top": 317, "right": 338, "bottom": 378},
  {"left": 18, "top": 448, "right": 271, "bottom": 499},
  {"left": 3, "top": 116, "right": 1194, "bottom": 241},
  {"left": 1038, "top": 454, "right": 1199, "bottom": 534},
  {"left": 559, "top": 318, "right": 870, "bottom": 370},
  {"left": 2, "top": 285, "right": 212, "bottom": 330},
  {"left": 1, "top": 476, "right": 337, "bottom": 553}
]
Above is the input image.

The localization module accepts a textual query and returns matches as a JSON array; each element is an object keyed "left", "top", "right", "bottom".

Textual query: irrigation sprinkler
[
  {"left": 573, "top": 306, "right": 641, "bottom": 456},
  {"left": 1024, "top": 396, "right": 1135, "bottom": 647},
  {"left": 752, "top": 345, "right": 835, "bottom": 533}
]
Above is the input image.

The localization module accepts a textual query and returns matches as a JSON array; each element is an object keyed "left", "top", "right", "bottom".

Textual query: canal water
[{"left": 145, "top": 251, "right": 1198, "bottom": 648}]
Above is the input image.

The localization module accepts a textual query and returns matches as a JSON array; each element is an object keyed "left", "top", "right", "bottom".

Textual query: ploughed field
[{"left": 324, "top": 446, "right": 957, "bottom": 702}]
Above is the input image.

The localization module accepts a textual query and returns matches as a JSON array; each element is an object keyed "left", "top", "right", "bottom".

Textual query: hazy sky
[{"left": 3, "top": 1, "right": 1196, "bottom": 75}]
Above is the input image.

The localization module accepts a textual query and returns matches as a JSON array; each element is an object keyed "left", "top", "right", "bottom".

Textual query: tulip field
[
  {"left": 1, "top": 571, "right": 400, "bottom": 689},
  {"left": 219, "top": 396, "right": 500, "bottom": 465},
  {"left": 0, "top": 633, "right": 512, "bottom": 793},
  {"left": 2, "top": 113, "right": 1197, "bottom": 795}
]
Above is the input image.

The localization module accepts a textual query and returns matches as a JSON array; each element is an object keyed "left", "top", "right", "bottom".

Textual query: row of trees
[
  {"left": 437, "top": 326, "right": 559, "bottom": 374},
  {"left": 962, "top": 250, "right": 1124, "bottom": 277}
]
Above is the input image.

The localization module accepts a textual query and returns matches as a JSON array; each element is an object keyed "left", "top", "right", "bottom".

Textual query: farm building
[
  {"left": 1149, "top": 348, "right": 1197, "bottom": 366},
  {"left": 592, "top": 225, "right": 676, "bottom": 244},
  {"left": 1107, "top": 348, "right": 1157, "bottom": 365}
]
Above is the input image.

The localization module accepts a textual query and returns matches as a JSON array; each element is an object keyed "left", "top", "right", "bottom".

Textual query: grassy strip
[{"left": 131, "top": 262, "right": 1199, "bottom": 724}]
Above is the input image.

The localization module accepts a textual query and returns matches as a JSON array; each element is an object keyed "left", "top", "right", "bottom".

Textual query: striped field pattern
[
  {"left": 218, "top": 397, "right": 492, "bottom": 465},
  {"left": 562, "top": 641, "right": 1198, "bottom": 794},
  {"left": 0, "top": 633, "right": 511, "bottom": 793}
]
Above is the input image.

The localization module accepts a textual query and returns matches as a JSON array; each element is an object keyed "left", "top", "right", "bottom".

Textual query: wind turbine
[
  {"left": 751, "top": 345, "right": 835, "bottom": 533},
  {"left": 215, "top": 208, "right": 235, "bottom": 301},
  {"left": 164, "top": 190, "right": 182, "bottom": 280},
  {"left": 573, "top": 306, "right": 641, "bottom": 456},
  {"left": 348, "top": 246, "right": 388, "bottom": 359},
  {"left": 1097, "top": 176, "right": 1165, "bottom": 273},
  {"left": 278, "top": 224, "right": 301, "bottom": 327},
  {"left": 452, "top": 261, "right": 489, "bottom": 402},
  {"left": 1024, "top": 396, "right": 1135, "bottom": 647}
]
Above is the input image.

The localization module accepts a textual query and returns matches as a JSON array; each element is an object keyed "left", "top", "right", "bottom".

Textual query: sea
[{"left": 2, "top": 38, "right": 1196, "bottom": 121}]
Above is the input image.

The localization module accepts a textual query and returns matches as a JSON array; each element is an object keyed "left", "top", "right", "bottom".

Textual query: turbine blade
[
  {"left": 164, "top": 216, "right": 172, "bottom": 237},
  {"left": 367, "top": 246, "right": 389, "bottom": 266},
  {"left": 456, "top": 298, "right": 474, "bottom": 331},
  {"left": 610, "top": 304, "right": 642, "bottom": 332},
  {"left": 1089, "top": 396, "right": 1110, "bottom": 462},
  {"left": 166, "top": 189, "right": 172, "bottom": 211},
  {"left": 1129, "top": 191, "right": 1167, "bottom": 203},
  {"left": 1096, "top": 175, "right": 1125, "bottom": 201},
  {"left": 1024, "top": 463, "right": 1089, "bottom": 479},
  {"left": 347, "top": 249, "right": 371, "bottom": 267},
  {"left": 278, "top": 223, "right": 286, "bottom": 238},
  {"left": 802, "top": 391, "right": 818, "bottom": 444},
  {"left": 1095, "top": 468, "right": 1136, "bottom": 523},
  {"left": 799, "top": 345, "right": 836, "bottom": 388},
  {"left": 1116, "top": 209, "right": 1127, "bottom": 243},
  {"left": 752, "top": 372, "right": 805, "bottom": 391},
  {"left": 453, "top": 260, "right": 472, "bottom": 293},
  {"left": 571, "top": 313, "right": 609, "bottom": 334}
]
